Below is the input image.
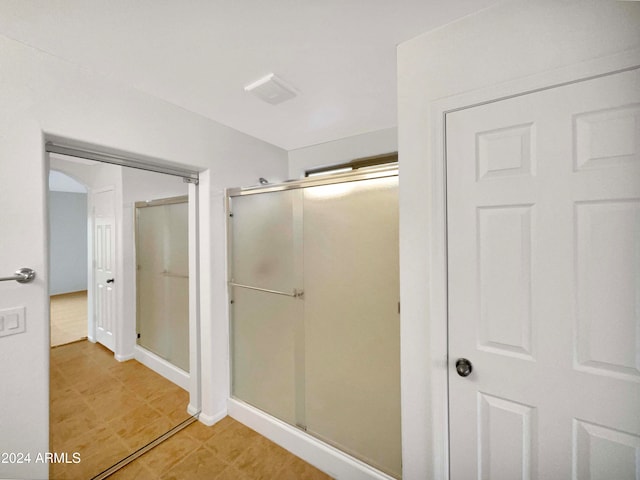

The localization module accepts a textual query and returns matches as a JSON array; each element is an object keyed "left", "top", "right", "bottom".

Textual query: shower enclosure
[
  {"left": 228, "top": 166, "right": 401, "bottom": 478},
  {"left": 136, "top": 196, "right": 189, "bottom": 372}
]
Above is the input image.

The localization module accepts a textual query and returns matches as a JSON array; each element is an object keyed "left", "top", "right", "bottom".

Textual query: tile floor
[
  {"left": 50, "top": 291, "right": 88, "bottom": 347},
  {"left": 50, "top": 340, "right": 191, "bottom": 479},
  {"left": 109, "top": 416, "right": 333, "bottom": 480},
  {"left": 50, "top": 340, "right": 332, "bottom": 480}
]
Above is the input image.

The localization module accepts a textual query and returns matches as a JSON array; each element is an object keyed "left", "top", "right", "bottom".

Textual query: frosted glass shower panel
[
  {"left": 231, "top": 189, "right": 301, "bottom": 293},
  {"left": 303, "top": 177, "right": 401, "bottom": 478},
  {"left": 229, "top": 171, "right": 400, "bottom": 478},
  {"left": 136, "top": 200, "right": 189, "bottom": 372},
  {"left": 231, "top": 286, "right": 302, "bottom": 425}
]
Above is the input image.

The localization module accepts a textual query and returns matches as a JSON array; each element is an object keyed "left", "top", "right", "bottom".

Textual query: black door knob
[
  {"left": 455, "top": 358, "right": 473, "bottom": 377},
  {"left": 106, "top": 278, "right": 115, "bottom": 284}
]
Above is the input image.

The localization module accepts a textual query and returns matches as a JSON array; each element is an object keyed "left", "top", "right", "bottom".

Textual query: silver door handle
[
  {"left": 229, "top": 282, "right": 304, "bottom": 298},
  {"left": 0, "top": 268, "right": 36, "bottom": 284}
]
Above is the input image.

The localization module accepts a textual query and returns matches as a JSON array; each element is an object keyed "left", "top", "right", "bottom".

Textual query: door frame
[
  {"left": 45, "top": 141, "right": 203, "bottom": 416},
  {"left": 422, "top": 50, "right": 640, "bottom": 479}
]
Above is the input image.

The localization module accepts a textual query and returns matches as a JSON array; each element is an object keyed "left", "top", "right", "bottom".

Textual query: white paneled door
[
  {"left": 93, "top": 188, "right": 116, "bottom": 352},
  {"left": 447, "top": 68, "right": 640, "bottom": 479}
]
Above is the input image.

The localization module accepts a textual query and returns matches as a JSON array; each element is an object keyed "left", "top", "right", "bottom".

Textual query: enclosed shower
[{"left": 228, "top": 166, "right": 401, "bottom": 478}]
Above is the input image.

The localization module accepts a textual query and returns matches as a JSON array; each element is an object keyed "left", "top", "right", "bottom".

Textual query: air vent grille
[{"left": 244, "top": 73, "right": 297, "bottom": 105}]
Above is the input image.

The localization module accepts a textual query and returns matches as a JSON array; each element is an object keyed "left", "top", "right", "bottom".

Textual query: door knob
[
  {"left": 455, "top": 358, "right": 473, "bottom": 377},
  {"left": 106, "top": 278, "right": 115, "bottom": 284}
]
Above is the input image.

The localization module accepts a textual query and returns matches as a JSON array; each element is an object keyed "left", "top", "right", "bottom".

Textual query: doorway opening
[
  {"left": 47, "top": 143, "right": 201, "bottom": 479},
  {"left": 49, "top": 169, "right": 89, "bottom": 347}
]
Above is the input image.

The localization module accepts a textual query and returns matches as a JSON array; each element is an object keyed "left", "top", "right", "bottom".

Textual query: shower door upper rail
[
  {"left": 229, "top": 282, "right": 303, "bottom": 298},
  {"left": 46, "top": 143, "right": 199, "bottom": 183},
  {"left": 227, "top": 164, "right": 398, "bottom": 197}
]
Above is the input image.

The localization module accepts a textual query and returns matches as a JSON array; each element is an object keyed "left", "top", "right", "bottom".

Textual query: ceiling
[{"left": 0, "top": 0, "right": 501, "bottom": 150}]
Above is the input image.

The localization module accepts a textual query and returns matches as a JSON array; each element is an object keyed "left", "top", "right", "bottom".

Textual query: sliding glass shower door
[
  {"left": 302, "top": 176, "right": 400, "bottom": 475},
  {"left": 229, "top": 170, "right": 401, "bottom": 478},
  {"left": 230, "top": 189, "right": 303, "bottom": 425},
  {"left": 136, "top": 197, "right": 189, "bottom": 372}
]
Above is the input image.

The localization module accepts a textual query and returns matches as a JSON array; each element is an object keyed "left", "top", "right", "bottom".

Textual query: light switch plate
[{"left": 0, "top": 306, "right": 26, "bottom": 337}]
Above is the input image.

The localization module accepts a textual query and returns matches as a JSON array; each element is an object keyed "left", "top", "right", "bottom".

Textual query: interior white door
[
  {"left": 447, "top": 68, "right": 640, "bottom": 479},
  {"left": 93, "top": 188, "right": 116, "bottom": 352}
]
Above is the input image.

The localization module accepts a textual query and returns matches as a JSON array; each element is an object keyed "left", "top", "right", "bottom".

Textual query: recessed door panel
[
  {"left": 573, "top": 420, "right": 640, "bottom": 480},
  {"left": 477, "top": 205, "right": 534, "bottom": 359},
  {"left": 575, "top": 200, "right": 640, "bottom": 381},
  {"left": 478, "top": 393, "right": 536, "bottom": 480}
]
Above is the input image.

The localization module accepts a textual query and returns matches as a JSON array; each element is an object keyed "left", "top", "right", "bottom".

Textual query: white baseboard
[
  {"left": 227, "top": 399, "right": 395, "bottom": 480},
  {"left": 187, "top": 404, "right": 200, "bottom": 417},
  {"left": 134, "top": 345, "right": 189, "bottom": 391},
  {"left": 198, "top": 409, "right": 227, "bottom": 426},
  {"left": 115, "top": 352, "right": 135, "bottom": 362}
]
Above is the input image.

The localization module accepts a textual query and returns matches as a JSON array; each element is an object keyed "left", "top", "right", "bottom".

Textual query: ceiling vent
[{"left": 244, "top": 73, "right": 297, "bottom": 105}]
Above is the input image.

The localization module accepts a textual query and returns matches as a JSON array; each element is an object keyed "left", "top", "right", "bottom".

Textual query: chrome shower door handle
[{"left": 0, "top": 267, "right": 36, "bottom": 284}]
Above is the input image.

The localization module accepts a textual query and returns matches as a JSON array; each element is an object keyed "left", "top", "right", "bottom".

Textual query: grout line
[{"left": 91, "top": 415, "right": 199, "bottom": 480}]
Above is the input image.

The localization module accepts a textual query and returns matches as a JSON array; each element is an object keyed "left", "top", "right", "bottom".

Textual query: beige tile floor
[
  {"left": 50, "top": 291, "right": 88, "bottom": 347},
  {"left": 109, "top": 417, "right": 333, "bottom": 480},
  {"left": 51, "top": 340, "right": 332, "bottom": 480},
  {"left": 50, "top": 340, "right": 192, "bottom": 479}
]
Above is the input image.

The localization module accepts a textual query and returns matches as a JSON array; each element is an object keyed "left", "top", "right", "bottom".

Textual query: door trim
[{"left": 425, "top": 49, "right": 640, "bottom": 479}]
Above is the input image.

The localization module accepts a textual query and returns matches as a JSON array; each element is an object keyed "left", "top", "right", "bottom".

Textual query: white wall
[
  {"left": 288, "top": 127, "right": 396, "bottom": 178},
  {"left": 397, "top": 1, "right": 640, "bottom": 478},
  {"left": 48, "top": 191, "right": 88, "bottom": 295},
  {"left": 0, "top": 33, "right": 287, "bottom": 479}
]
